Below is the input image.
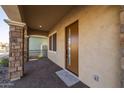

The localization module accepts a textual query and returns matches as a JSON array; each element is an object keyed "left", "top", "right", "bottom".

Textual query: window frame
[{"left": 49, "top": 32, "right": 57, "bottom": 52}]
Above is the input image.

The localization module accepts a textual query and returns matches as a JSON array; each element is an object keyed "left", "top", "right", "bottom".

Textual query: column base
[{"left": 10, "top": 77, "right": 21, "bottom": 81}]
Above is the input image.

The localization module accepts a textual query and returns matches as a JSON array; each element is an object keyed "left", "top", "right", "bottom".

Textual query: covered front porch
[
  {"left": 13, "top": 58, "right": 88, "bottom": 88},
  {"left": 0, "top": 58, "right": 88, "bottom": 88},
  {"left": 1, "top": 5, "right": 123, "bottom": 88}
]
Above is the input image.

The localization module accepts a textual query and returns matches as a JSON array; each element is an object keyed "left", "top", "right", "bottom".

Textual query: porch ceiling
[{"left": 19, "top": 5, "right": 75, "bottom": 31}]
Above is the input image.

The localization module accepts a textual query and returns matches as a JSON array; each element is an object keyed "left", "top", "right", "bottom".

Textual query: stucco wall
[{"left": 48, "top": 6, "right": 121, "bottom": 87}]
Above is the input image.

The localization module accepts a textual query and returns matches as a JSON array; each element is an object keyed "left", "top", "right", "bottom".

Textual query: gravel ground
[{"left": 0, "top": 67, "right": 14, "bottom": 88}]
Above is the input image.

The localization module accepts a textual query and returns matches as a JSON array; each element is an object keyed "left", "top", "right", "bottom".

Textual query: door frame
[{"left": 65, "top": 20, "right": 79, "bottom": 76}]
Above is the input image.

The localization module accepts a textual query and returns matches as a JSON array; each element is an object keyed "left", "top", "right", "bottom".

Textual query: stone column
[
  {"left": 120, "top": 6, "right": 124, "bottom": 87},
  {"left": 24, "top": 27, "right": 29, "bottom": 63},
  {"left": 4, "top": 19, "right": 26, "bottom": 81},
  {"left": 120, "top": 7, "right": 124, "bottom": 68}
]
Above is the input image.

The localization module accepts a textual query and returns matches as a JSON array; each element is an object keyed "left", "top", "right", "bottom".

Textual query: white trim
[
  {"left": 48, "top": 50, "right": 57, "bottom": 53},
  {"left": 4, "top": 19, "right": 26, "bottom": 27},
  {"left": 49, "top": 31, "right": 57, "bottom": 37},
  {"left": 51, "top": 36, "right": 53, "bottom": 50},
  {"left": 49, "top": 32, "right": 57, "bottom": 52},
  {"left": 29, "top": 35, "right": 48, "bottom": 39},
  {"left": 24, "top": 35, "right": 30, "bottom": 38}
]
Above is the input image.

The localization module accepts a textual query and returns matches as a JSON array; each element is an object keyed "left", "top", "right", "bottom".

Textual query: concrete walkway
[{"left": 11, "top": 58, "right": 88, "bottom": 88}]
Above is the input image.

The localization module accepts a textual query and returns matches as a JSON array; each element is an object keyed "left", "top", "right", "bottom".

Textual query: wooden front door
[{"left": 65, "top": 20, "right": 79, "bottom": 76}]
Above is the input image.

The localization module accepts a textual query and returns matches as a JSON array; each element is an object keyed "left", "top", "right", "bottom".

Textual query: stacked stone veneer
[
  {"left": 5, "top": 20, "right": 26, "bottom": 81},
  {"left": 121, "top": 7, "right": 124, "bottom": 69},
  {"left": 24, "top": 27, "right": 28, "bottom": 63},
  {"left": 9, "top": 25, "right": 24, "bottom": 81},
  {"left": 120, "top": 6, "right": 124, "bottom": 87}
]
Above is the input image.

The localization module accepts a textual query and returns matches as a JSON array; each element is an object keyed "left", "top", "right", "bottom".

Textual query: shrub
[
  {"left": 37, "top": 54, "right": 43, "bottom": 60},
  {"left": 0, "top": 58, "right": 9, "bottom": 67}
]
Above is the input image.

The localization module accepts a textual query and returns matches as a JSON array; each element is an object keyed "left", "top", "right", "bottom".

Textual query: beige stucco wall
[{"left": 48, "top": 6, "right": 121, "bottom": 88}]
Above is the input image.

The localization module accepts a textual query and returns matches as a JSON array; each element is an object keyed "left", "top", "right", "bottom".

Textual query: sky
[{"left": 0, "top": 6, "right": 9, "bottom": 43}]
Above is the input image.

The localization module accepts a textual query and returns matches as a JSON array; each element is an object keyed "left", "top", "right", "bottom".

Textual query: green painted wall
[{"left": 29, "top": 36, "right": 48, "bottom": 51}]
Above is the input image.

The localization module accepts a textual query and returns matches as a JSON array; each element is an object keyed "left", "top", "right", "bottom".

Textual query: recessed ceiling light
[{"left": 39, "top": 25, "right": 42, "bottom": 28}]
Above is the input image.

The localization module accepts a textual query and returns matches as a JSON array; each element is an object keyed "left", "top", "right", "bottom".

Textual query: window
[
  {"left": 49, "top": 36, "right": 52, "bottom": 50},
  {"left": 49, "top": 33, "right": 57, "bottom": 51}
]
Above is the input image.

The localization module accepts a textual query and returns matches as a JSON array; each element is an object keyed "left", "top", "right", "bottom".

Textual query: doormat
[{"left": 56, "top": 70, "right": 80, "bottom": 87}]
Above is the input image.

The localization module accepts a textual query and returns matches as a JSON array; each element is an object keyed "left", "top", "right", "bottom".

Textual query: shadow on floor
[{"left": 12, "top": 58, "right": 89, "bottom": 88}]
